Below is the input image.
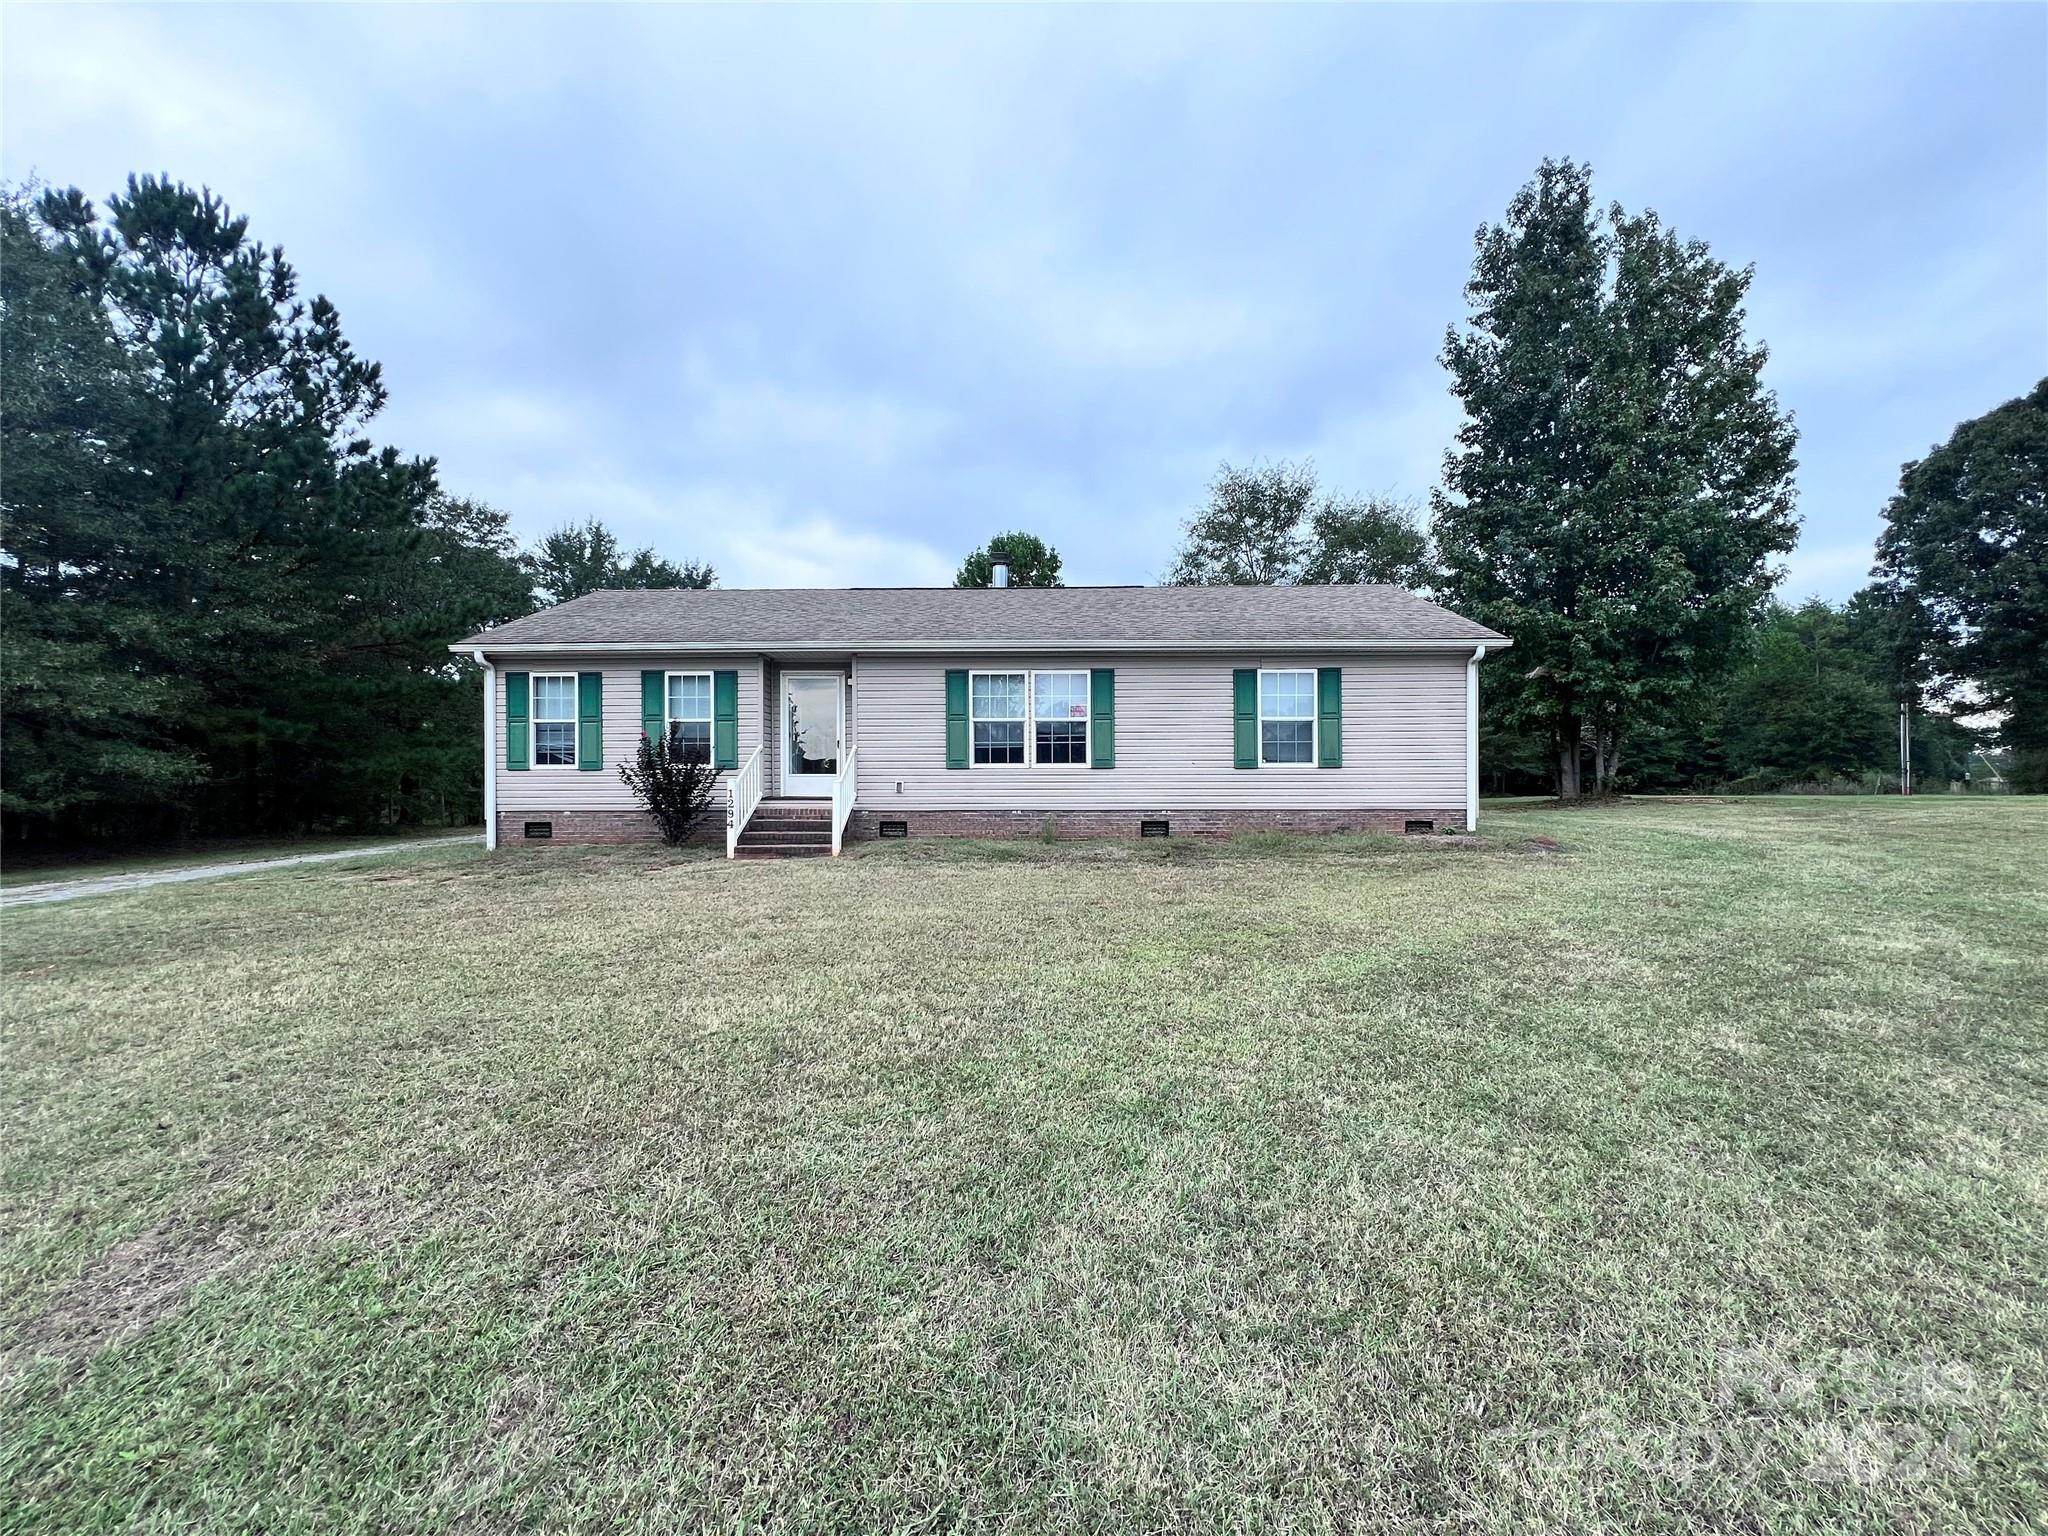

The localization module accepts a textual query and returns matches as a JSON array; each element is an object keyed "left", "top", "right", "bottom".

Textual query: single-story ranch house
[{"left": 452, "top": 581, "right": 1509, "bottom": 857}]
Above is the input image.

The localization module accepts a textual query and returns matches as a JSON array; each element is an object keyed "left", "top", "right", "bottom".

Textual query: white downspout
[
  {"left": 475, "top": 649, "right": 497, "bottom": 851},
  {"left": 1466, "top": 644, "right": 1484, "bottom": 833}
]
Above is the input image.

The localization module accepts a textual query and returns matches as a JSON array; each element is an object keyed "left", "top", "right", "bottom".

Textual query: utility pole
[{"left": 1898, "top": 699, "right": 1913, "bottom": 796}]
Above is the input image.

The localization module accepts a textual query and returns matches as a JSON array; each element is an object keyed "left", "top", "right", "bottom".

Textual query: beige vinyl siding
[
  {"left": 494, "top": 655, "right": 764, "bottom": 812},
  {"left": 852, "top": 653, "right": 1466, "bottom": 810},
  {"left": 764, "top": 660, "right": 779, "bottom": 790}
]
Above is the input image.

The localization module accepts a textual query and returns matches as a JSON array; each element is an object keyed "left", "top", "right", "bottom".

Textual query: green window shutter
[
  {"left": 1232, "top": 668, "right": 1258, "bottom": 769},
  {"left": 504, "top": 671, "right": 530, "bottom": 772},
  {"left": 1090, "top": 668, "right": 1116, "bottom": 769},
  {"left": 713, "top": 670, "right": 738, "bottom": 769},
  {"left": 1317, "top": 666, "right": 1343, "bottom": 768},
  {"left": 945, "top": 669, "right": 969, "bottom": 769},
  {"left": 577, "top": 672, "right": 604, "bottom": 770},
  {"left": 641, "top": 671, "right": 664, "bottom": 745}
]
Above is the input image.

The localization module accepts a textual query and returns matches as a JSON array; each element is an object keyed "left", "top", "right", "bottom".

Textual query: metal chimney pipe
[{"left": 992, "top": 560, "right": 1010, "bottom": 588}]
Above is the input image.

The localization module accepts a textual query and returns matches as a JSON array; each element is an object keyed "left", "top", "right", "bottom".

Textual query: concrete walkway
[{"left": 1, "top": 835, "right": 482, "bottom": 909}]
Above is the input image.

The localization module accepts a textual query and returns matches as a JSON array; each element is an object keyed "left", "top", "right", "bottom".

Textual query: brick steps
[{"left": 734, "top": 799, "right": 833, "bottom": 858}]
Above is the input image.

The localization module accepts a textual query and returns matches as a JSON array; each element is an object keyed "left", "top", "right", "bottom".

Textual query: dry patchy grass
[{"left": 1, "top": 798, "right": 2044, "bottom": 1533}]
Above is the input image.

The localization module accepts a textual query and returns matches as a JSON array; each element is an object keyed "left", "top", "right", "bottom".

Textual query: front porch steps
[{"left": 733, "top": 799, "right": 833, "bottom": 859}]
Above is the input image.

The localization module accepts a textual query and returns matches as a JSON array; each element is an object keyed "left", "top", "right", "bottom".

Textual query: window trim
[
  {"left": 1257, "top": 667, "right": 1318, "bottom": 769},
  {"left": 665, "top": 669, "right": 714, "bottom": 763},
  {"left": 1029, "top": 668, "right": 1092, "bottom": 769},
  {"left": 968, "top": 669, "right": 1028, "bottom": 767},
  {"left": 966, "top": 669, "right": 1094, "bottom": 769},
  {"left": 530, "top": 671, "right": 579, "bottom": 768}
]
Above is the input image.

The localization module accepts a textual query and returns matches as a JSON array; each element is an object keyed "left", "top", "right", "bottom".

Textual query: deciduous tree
[
  {"left": 525, "top": 519, "right": 714, "bottom": 606},
  {"left": 1874, "top": 379, "right": 2047, "bottom": 788},
  {"left": 1298, "top": 495, "right": 1437, "bottom": 589},
  {"left": 1433, "top": 158, "right": 1799, "bottom": 797},
  {"left": 1169, "top": 460, "right": 1436, "bottom": 588},
  {"left": 1168, "top": 462, "right": 1313, "bottom": 585},
  {"left": 955, "top": 531, "right": 1064, "bottom": 587},
  {"left": 1721, "top": 601, "right": 1897, "bottom": 783}
]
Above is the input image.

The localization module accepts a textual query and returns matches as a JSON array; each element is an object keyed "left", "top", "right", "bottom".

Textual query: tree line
[
  {"left": 980, "top": 161, "right": 2041, "bottom": 796},
  {"left": 5, "top": 161, "right": 2040, "bottom": 848},
  {"left": 1, "top": 178, "right": 711, "bottom": 845}
]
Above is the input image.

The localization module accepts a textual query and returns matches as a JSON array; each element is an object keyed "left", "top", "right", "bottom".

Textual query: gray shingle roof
[{"left": 454, "top": 585, "right": 1508, "bottom": 651}]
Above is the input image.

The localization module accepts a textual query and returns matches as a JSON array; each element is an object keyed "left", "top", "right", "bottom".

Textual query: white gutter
[
  {"left": 474, "top": 648, "right": 497, "bottom": 851},
  {"left": 1466, "top": 644, "right": 1484, "bottom": 833},
  {"left": 450, "top": 637, "right": 1514, "bottom": 658}
]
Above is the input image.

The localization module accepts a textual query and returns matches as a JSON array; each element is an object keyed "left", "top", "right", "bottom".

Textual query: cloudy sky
[{"left": 5, "top": 4, "right": 2043, "bottom": 597}]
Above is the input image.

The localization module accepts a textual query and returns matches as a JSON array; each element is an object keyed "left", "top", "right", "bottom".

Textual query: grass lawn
[
  {"left": 2, "top": 799, "right": 2043, "bottom": 1532},
  {"left": 0, "top": 828, "right": 482, "bottom": 888}
]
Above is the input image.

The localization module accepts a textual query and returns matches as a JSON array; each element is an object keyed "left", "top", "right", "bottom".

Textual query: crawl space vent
[
  {"left": 523, "top": 821, "right": 554, "bottom": 840},
  {"left": 878, "top": 820, "right": 909, "bottom": 839},
  {"left": 1404, "top": 820, "right": 1434, "bottom": 836},
  {"left": 1140, "top": 819, "right": 1170, "bottom": 838}
]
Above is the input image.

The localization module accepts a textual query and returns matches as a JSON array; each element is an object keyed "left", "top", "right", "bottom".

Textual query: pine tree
[
  {"left": 0, "top": 192, "right": 203, "bottom": 834},
  {"left": 3, "top": 177, "right": 532, "bottom": 842}
]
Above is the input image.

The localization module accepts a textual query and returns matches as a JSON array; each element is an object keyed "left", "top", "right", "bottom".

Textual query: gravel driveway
[{"left": 2, "top": 835, "right": 482, "bottom": 909}]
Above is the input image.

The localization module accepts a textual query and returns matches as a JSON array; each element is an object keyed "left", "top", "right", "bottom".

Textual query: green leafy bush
[{"left": 618, "top": 733, "right": 719, "bottom": 846}]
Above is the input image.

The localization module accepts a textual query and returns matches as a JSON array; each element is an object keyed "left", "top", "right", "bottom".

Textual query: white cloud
[
  {"left": 441, "top": 459, "right": 953, "bottom": 587},
  {"left": 489, "top": 468, "right": 947, "bottom": 586},
  {"left": 394, "top": 387, "right": 590, "bottom": 458},
  {"left": 6, "top": 2, "right": 2040, "bottom": 606},
  {"left": 685, "top": 493, "right": 955, "bottom": 589},
  {"left": 481, "top": 465, "right": 668, "bottom": 544},
  {"left": 674, "top": 352, "right": 950, "bottom": 471},
  {"left": 1777, "top": 539, "right": 1876, "bottom": 602},
  {"left": 1751, "top": 248, "right": 2026, "bottom": 392},
  {"left": 382, "top": 363, "right": 958, "bottom": 584},
  {"left": 961, "top": 228, "right": 1298, "bottom": 374},
  {"left": 2, "top": 7, "right": 352, "bottom": 200},
  {"left": 1294, "top": 379, "right": 1462, "bottom": 508}
]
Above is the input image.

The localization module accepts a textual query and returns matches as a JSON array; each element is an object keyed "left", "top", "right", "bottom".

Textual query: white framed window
[
  {"left": 970, "top": 672, "right": 1026, "bottom": 765},
  {"left": 1032, "top": 670, "right": 1090, "bottom": 766},
  {"left": 1259, "top": 669, "right": 1316, "bottom": 766},
  {"left": 666, "top": 671, "right": 712, "bottom": 762},
  {"left": 532, "top": 673, "right": 578, "bottom": 766}
]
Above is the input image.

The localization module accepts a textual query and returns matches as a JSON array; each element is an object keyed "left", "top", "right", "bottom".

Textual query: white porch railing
[
  {"left": 726, "top": 744, "right": 764, "bottom": 859},
  {"left": 830, "top": 745, "right": 859, "bottom": 856}
]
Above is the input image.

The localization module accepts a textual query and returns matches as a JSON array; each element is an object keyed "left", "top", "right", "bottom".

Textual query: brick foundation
[
  {"left": 501, "top": 806, "right": 1466, "bottom": 847},
  {"left": 495, "top": 810, "right": 717, "bottom": 846},
  {"left": 846, "top": 807, "right": 1466, "bottom": 841}
]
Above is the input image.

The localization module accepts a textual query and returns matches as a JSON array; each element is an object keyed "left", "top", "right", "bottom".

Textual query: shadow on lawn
[
  {"left": 846, "top": 829, "right": 1567, "bottom": 864},
  {"left": 327, "top": 830, "right": 1573, "bottom": 888}
]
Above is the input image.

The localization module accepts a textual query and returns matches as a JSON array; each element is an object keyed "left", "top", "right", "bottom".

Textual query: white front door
[{"left": 782, "top": 672, "right": 844, "bottom": 796}]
